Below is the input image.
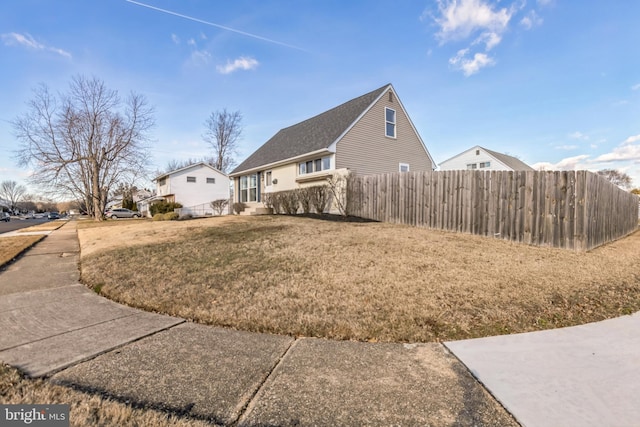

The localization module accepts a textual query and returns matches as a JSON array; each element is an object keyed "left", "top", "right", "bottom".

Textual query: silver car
[
  {"left": 105, "top": 208, "right": 141, "bottom": 219},
  {"left": 1, "top": 212, "right": 9, "bottom": 222}
]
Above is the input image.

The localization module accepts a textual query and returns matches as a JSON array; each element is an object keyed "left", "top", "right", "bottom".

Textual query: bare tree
[
  {"left": 597, "top": 169, "right": 633, "bottom": 189},
  {"left": 0, "top": 180, "right": 27, "bottom": 211},
  {"left": 202, "top": 109, "right": 242, "bottom": 173},
  {"left": 13, "top": 75, "right": 154, "bottom": 220}
]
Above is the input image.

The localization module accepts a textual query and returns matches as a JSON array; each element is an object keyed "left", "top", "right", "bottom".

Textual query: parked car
[
  {"left": 47, "top": 212, "right": 60, "bottom": 220},
  {"left": 1, "top": 212, "right": 10, "bottom": 222},
  {"left": 105, "top": 208, "right": 141, "bottom": 219}
]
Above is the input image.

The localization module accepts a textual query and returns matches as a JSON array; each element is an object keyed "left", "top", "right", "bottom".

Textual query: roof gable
[
  {"left": 155, "top": 162, "right": 226, "bottom": 181},
  {"left": 439, "top": 145, "right": 533, "bottom": 171},
  {"left": 231, "top": 84, "right": 390, "bottom": 175},
  {"left": 481, "top": 147, "right": 534, "bottom": 171}
]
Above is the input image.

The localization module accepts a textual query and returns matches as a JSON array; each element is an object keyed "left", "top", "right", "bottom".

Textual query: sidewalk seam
[
  {"left": 0, "top": 311, "right": 147, "bottom": 352},
  {"left": 441, "top": 342, "right": 523, "bottom": 427},
  {"left": 231, "top": 337, "right": 299, "bottom": 426}
]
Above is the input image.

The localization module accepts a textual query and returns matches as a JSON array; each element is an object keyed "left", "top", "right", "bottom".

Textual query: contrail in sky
[{"left": 125, "top": 0, "right": 306, "bottom": 52}]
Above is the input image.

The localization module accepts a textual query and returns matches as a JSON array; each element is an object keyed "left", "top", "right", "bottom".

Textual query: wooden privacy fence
[{"left": 348, "top": 170, "right": 638, "bottom": 251}]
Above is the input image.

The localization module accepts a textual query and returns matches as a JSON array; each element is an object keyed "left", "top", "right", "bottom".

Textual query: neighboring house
[
  {"left": 107, "top": 189, "right": 154, "bottom": 210},
  {"left": 229, "top": 83, "right": 435, "bottom": 213},
  {"left": 439, "top": 146, "right": 534, "bottom": 171},
  {"left": 138, "top": 162, "right": 230, "bottom": 217}
]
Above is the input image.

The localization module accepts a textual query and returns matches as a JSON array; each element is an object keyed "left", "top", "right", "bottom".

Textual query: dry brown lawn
[
  {"left": 79, "top": 215, "right": 640, "bottom": 343},
  {"left": 0, "top": 235, "right": 45, "bottom": 267},
  {"left": 18, "top": 221, "right": 66, "bottom": 232},
  {"left": 0, "top": 364, "right": 216, "bottom": 427}
]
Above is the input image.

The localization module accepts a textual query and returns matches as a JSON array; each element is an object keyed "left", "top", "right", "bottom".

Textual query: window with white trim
[
  {"left": 159, "top": 177, "right": 166, "bottom": 186},
  {"left": 186, "top": 176, "right": 196, "bottom": 183},
  {"left": 265, "top": 171, "right": 272, "bottom": 186},
  {"left": 399, "top": 163, "right": 410, "bottom": 172},
  {"left": 467, "top": 163, "right": 477, "bottom": 170},
  {"left": 240, "top": 174, "right": 258, "bottom": 202},
  {"left": 298, "top": 156, "right": 332, "bottom": 175},
  {"left": 206, "top": 177, "right": 216, "bottom": 184},
  {"left": 479, "top": 162, "right": 490, "bottom": 168},
  {"left": 385, "top": 107, "right": 396, "bottom": 138}
]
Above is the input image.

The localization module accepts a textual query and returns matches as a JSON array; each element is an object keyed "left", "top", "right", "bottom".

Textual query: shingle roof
[
  {"left": 231, "top": 84, "right": 390, "bottom": 175},
  {"left": 482, "top": 147, "right": 534, "bottom": 171}
]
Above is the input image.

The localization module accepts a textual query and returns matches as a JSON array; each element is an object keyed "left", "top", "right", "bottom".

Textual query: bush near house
[
  {"left": 232, "top": 202, "right": 247, "bottom": 214},
  {"left": 264, "top": 185, "right": 331, "bottom": 215},
  {"left": 150, "top": 202, "right": 182, "bottom": 216}
]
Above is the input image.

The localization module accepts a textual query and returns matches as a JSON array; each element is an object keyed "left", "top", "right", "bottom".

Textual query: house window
[
  {"left": 476, "top": 149, "right": 480, "bottom": 155},
  {"left": 298, "top": 156, "right": 332, "bottom": 175},
  {"left": 159, "top": 177, "right": 166, "bottom": 186},
  {"left": 322, "top": 157, "right": 331, "bottom": 170},
  {"left": 239, "top": 174, "right": 258, "bottom": 202},
  {"left": 186, "top": 176, "right": 196, "bottom": 183},
  {"left": 249, "top": 174, "right": 257, "bottom": 202},
  {"left": 467, "top": 163, "right": 478, "bottom": 170},
  {"left": 399, "top": 163, "right": 410, "bottom": 172},
  {"left": 266, "top": 171, "right": 272, "bottom": 186},
  {"left": 479, "top": 162, "right": 490, "bottom": 169},
  {"left": 385, "top": 107, "right": 396, "bottom": 138},
  {"left": 206, "top": 177, "right": 216, "bottom": 184}
]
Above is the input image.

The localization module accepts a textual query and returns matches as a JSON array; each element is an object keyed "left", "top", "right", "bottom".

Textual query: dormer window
[{"left": 385, "top": 107, "right": 396, "bottom": 138}]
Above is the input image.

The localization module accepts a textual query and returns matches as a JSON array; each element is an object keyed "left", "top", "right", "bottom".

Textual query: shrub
[
  {"left": 233, "top": 202, "right": 247, "bottom": 214},
  {"left": 163, "top": 212, "right": 179, "bottom": 221},
  {"left": 210, "top": 199, "right": 229, "bottom": 216},
  {"left": 150, "top": 201, "right": 182, "bottom": 216},
  {"left": 280, "top": 190, "right": 299, "bottom": 215},
  {"left": 308, "top": 185, "right": 330, "bottom": 214},
  {"left": 152, "top": 213, "right": 164, "bottom": 221},
  {"left": 264, "top": 192, "right": 282, "bottom": 214},
  {"left": 298, "top": 188, "right": 313, "bottom": 214}
]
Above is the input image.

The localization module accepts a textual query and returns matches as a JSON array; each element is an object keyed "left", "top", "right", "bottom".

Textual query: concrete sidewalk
[{"left": 0, "top": 221, "right": 637, "bottom": 426}]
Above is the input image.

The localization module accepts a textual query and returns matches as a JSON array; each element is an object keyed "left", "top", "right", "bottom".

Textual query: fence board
[{"left": 349, "top": 170, "right": 637, "bottom": 251}]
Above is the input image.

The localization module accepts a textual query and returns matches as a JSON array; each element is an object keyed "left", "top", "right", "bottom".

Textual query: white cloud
[
  {"left": 631, "top": 83, "right": 640, "bottom": 91},
  {"left": 473, "top": 31, "right": 502, "bottom": 50},
  {"left": 520, "top": 10, "right": 543, "bottom": 30},
  {"left": 449, "top": 49, "right": 495, "bottom": 76},
  {"left": 595, "top": 138, "right": 640, "bottom": 162},
  {"left": 187, "top": 38, "right": 196, "bottom": 46},
  {"left": 190, "top": 49, "right": 212, "bottom": 65},
  {"left": 216, "top": 56, "right": 259, "bottom": 74},
  {"left": 171, "top": 33, "right": 180, "bottom": 44},
  {"left": 624, "top": 134, "right": 640, "bottom": 144},
  {"left": 1, "top": 32, "right": 71, "bottom": 58},
  {"left": 434, "top": 0, "right": 513, "bottom": 43},
  {"left": 200, "top": 32, "right": 207, "bottom": 40},
  {"left": 532, "top": 154, "right": 591, "bottom": 171},
  {"left": 430, "top": 0, "right": 538, "bottom": 76},
  {"left": 569, "top": 131, "right": 589, "bottom": 140},
  {"left": 555, "top": 145, "right": 578, "bottom": 150}
]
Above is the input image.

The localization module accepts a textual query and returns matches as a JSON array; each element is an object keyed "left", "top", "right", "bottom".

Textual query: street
[{"left": 0, "top": 217, "right": 49, "bottom": 234}]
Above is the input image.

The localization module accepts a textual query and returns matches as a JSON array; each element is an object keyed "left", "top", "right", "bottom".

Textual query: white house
[
  {"left": 139, "top": 162, "right": 230, "bottom": 217},
  {"left": 439, "top": 146, "right": 534, "bottom": 172}
]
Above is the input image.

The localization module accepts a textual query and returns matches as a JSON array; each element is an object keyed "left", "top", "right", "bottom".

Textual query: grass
[
  {"left": 79, "top": 215, "right": 640, "bottom": 343},
  {"left": 18, "top": 221, "right": 67, "bottom": 232},
  {"left": 0, "top": 364, "right": 216, "bottom": 427},
  {"left": 0, "top": 235, "right": 45, "bottom": 268}
]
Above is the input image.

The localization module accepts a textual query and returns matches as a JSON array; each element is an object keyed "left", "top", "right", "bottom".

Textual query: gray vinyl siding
[{"left": 335, "top": 89, "right": 433, "bottom": 175}]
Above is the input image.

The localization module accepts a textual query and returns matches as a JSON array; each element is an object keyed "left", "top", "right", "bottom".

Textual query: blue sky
[{"left": 1, "top": 0, "right": 640, "bottom": 194}]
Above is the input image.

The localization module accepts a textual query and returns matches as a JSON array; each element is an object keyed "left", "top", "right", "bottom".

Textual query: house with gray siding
[
  {"left": 229, "top": 83, "right": 435, "bottom": 212},
  {"left": 439, "top": 146, "right": 534, "bottom": 172}
]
